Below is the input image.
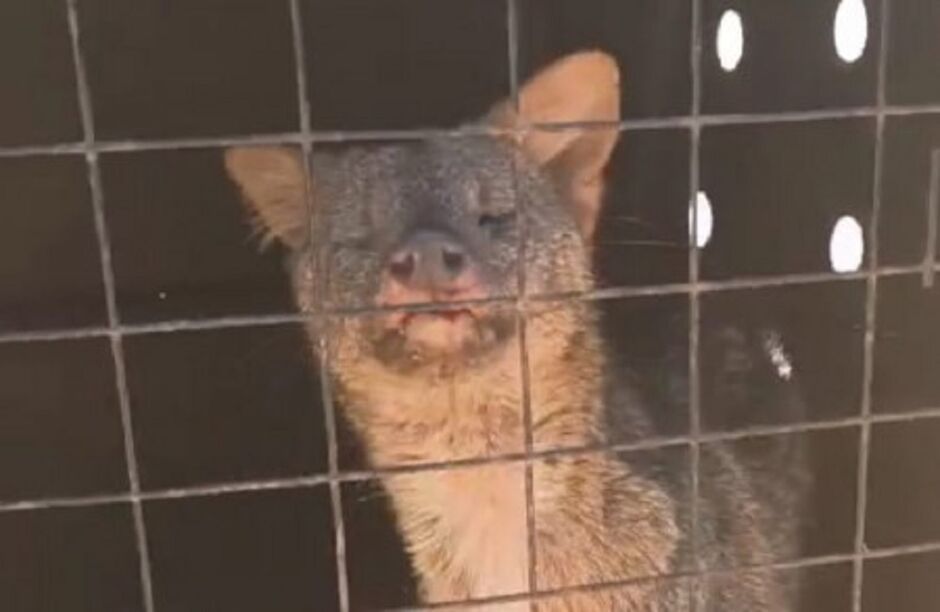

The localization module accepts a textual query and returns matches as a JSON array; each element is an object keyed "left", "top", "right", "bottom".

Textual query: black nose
[{"left": 387, "top": 230, "right": 470, "bottom": 289}]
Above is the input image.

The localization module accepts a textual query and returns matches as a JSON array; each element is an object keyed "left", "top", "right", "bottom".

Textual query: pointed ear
[
  {"left": 224, "top": 146, "right": 309, "bottom": 250},
  {"left": 487, "top": 51, "right": 621, "bottom": 239}
]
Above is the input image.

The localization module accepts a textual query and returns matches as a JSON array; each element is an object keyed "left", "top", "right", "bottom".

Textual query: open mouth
[
  {"left": 402, "top": 307, "right": 473, "bottom": 324},
  {"left": 385, "top": 306, "right": 480, "bottom": 331},
  {"left": 371, "top": 303, "right": 513, "bottom": 369}
]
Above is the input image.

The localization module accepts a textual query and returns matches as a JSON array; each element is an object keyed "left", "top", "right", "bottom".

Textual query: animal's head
[{"left": 224, "top": 51, "right": 620, "bottom": 386}]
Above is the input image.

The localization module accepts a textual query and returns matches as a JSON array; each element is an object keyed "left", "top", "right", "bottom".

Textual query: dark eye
[{"left": 478, "top": 211, "right": 516, "bottom": 232}]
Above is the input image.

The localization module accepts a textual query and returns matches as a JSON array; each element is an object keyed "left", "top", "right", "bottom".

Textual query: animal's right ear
[
  {"left": 224, "top": 146, "right": 309, "bottom": 250},
  {"left": 485, "top": 51, "right": 620, "bottom": 241}
]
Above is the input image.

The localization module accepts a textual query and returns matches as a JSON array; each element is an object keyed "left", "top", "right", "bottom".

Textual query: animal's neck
[
  {"left": 336, "top": 325, "right": 609, "bottom": 602},
  {"left": 341, "top": 326, "right": 605, "bottom": 467}
]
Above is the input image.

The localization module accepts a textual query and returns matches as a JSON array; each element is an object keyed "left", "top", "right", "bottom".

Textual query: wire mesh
[{"left": 1, "top": 0, "right": 938, "bottom": 610}]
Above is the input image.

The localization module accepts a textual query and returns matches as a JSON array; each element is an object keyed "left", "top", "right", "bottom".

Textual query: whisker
[
  {"left": 605, "top": 215, "right": 660, "bottom": 231},
  {"left": 596, "top": 240, "right": 688, "bottom": 249}
]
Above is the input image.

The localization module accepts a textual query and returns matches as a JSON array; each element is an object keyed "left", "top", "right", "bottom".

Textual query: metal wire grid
[
  {"left": 0, "top": 0, "right": 936, "bottom": 610},
  {"left": 851, "top": 0, "right": 892, "bottom": 610}
]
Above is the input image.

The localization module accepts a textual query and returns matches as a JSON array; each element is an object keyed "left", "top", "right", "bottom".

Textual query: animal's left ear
[
  {"left": 486, "top": 51, "right": 621, "bottom": 240},
  {"left": 224, "top": 146, "right": 309, "bottom": 250}
]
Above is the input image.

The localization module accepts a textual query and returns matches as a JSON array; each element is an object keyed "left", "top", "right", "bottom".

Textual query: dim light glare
[
  {"left": 834, "top": 0, "right": 868, "bottom": 63},
  {"left": 717, "top": 10, "right": 744, "bottom": 72},
  {"left": 690, "top": 191, "right": 714, "bottom": 249},
  {"left": 829, "top": 215, "right": 865, "bottom": 273}
]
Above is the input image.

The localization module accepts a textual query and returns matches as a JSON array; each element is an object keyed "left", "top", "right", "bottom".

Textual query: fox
[{"left": 224, "top": 51, "right": 809, "bottom": 611}]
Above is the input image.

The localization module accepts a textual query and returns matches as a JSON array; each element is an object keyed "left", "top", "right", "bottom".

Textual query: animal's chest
[
  {"left": 364, "top": 388, "right": 534, "bottom": 602},
  {"left": 391, "top": 462, "right": 530, "bottom": 601}
]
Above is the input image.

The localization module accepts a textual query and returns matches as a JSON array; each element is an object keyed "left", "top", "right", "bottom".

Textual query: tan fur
[
  {"left": 325, "top": 303, "right": 681, "bottom": 609},
  {"left": 224, "top": 146, "right": 308, "bottom": 249},
  {"left": 488, "top": 51, "right": 621, "bottom": 239},
  {"left": 225, "top": 50, "right": 804, "bottom": 611}
]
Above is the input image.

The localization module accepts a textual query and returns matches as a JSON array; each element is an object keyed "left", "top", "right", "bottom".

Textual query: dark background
[{"left": 1, "top": 1, "right": 938, "bottom": 611}]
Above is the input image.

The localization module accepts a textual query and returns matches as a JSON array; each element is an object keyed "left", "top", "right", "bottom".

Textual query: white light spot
[
  {"left": 689, "top": 191, "right": 714, "bottom": 248},
  {"left": 834, "top": 0, "right": 868, "bottom": 63},
  {"left": 717, "top": 10, "right": 744, "bottom": 72},
  {"left": 763, "top": 331, "right": 794, "bottom": 381},
  {"left": 829, "top": 215, "right": 865, "bottom": 273},
  {"left": 158, "top": 291, "right": 167, "bottom": 300}
]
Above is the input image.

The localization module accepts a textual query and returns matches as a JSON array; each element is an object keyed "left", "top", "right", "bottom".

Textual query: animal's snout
[
  {"left": 380, "top": 230, "right": 487, "bottom": 306},
  {"left": 387, "top": 231, "right": 474, "bottom": 292}
]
